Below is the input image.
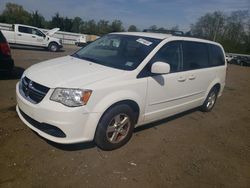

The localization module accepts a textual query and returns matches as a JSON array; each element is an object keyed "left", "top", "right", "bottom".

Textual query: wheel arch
[
  {"left": 204, "top": 81, "right": 222, "bottom": 103},
  {"left": 98, "top": 99, "right": 140, "bottom": 125},
  {"left": 48, "top": 41, "right": 60, "bottom": 47},
  {"left": 213, "top": 83, "right": 221, "bottom": 93}
]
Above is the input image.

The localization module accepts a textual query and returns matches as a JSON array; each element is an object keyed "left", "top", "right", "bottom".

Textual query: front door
[
  {"left": 30, "top": 28, "right": 46, "bottom": 47},
  {"left": 144, "top": 41, "right": 190, "bottom": 122}
]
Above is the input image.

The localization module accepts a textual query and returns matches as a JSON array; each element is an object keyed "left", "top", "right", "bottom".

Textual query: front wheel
[
  {"left": 201, "top": 87, "right": 218, "bottom": 112},
  {"left": 94, "top": 104, "right": 136, "bottom": 150},
  {"left": 48, "top": 42, "right": 59, "bottom": 52}
]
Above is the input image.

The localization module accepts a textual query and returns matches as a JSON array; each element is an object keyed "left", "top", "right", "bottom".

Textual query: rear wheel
[
  {"left": 201, "top": 87, "right": 218, "bottom": 112},
  {"left": 48, "top": 42, "right": 58, "bottom": 52},
  {"left": 94, "top": 104, "right": 136, "bottom": 150}
]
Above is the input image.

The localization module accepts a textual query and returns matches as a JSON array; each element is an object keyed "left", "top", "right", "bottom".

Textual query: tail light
[{"left": 0, "top": 42, "right": 11, "bottom": 56}]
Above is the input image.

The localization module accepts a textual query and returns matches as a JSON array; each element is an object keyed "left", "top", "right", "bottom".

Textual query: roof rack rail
[{"left": 143, "top": 29, "right": 184, "bottom": 36}]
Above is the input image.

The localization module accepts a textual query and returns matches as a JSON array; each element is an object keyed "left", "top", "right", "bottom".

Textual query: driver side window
[
  {"left": 32, "top": 29, "right": 45, "bottom": 37},
  {"left": 151, "top": 41, "right": 182, "bottom": 73}
]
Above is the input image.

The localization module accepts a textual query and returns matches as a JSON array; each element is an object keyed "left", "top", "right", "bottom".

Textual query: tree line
[
  {"left": 0, "top": 3, "right": 137, "bottom": 34},
  {"left": 0, "top": 3, "right": 249, "bottom": 54},
  {"left": 190, "top": 11, "right": 250, "bottom": 54}
]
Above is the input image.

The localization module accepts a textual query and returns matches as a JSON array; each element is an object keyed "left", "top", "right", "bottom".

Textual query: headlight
[{"left": 50, "top": 88, "right": 92, "bottom": 107}]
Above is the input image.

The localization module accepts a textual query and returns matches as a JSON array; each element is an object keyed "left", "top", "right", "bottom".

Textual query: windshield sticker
[
  {"left": 136, "top": 38, "right": 152, "bottom": 46},
  {"left": 125, "top": 61, "right": 134, "bottom": 67}
]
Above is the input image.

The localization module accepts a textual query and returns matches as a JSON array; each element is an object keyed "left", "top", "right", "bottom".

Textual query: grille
[{"left": 19, "top": 76, "right": 50, "bottom": 104}]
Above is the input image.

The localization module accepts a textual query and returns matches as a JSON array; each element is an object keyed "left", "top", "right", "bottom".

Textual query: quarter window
[
  {"left": 183, "top": 41, "right": 209, "bottom": 70},
  {"left": 18, "top": 26, "right": 32, "bottom": 34},
  {"left": 209, "top": 44, "right": 225, "bottom": 66}
]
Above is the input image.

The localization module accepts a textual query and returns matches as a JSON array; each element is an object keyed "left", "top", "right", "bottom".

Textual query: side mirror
[{"left": 151, "top": 61, "right": 170, "bottom": 74}]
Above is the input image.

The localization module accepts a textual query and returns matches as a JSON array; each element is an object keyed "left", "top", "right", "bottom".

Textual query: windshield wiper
[
  {"left": 80, "top": 56, "right": 97, "bottom": 62},
  {"left": 71, "top": 54, "right": 94, "bottom": 62},
  {"left": 71, "top": 53, "right": 80, "bottom": 58}
]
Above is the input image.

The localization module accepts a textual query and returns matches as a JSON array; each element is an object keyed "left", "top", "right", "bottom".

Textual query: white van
[{"left": 16, "top": 32, "right": 226, "bottom": 150}]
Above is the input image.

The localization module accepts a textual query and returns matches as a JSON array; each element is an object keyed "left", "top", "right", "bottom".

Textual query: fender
[
  {"left": 92, "top": 89, "right": 145, "bottom": 124},
  {"left": 204, "top": 78, "right": 222, "bottom": 103}
]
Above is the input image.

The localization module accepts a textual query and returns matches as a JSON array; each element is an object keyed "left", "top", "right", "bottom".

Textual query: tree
[
  {"left": 51, "top": 13, "right": 64, "bottom": 29},
  {"left": 0, "top": 3, "right": 126, "bottom": 36},
  {"left": 110, "top": 20, "right": 124, "bottom": 32},
  {"left": 64, "top": 17, "right": 73, "bottom": 32},
  {"left": 170, "top": 25, "right": 179, "bottom": 31},
  {"left": 31, "top": 10, "right": 45, "bottom": 28},
  {"left": 0, "top": 3, "right": 31, "bottom": 25},
  {"left": 190, "top": 10, "right": 250, "bottom": 53},
  {"left": 190, "top": 11, "right": 225, "bottom": 41},
  {"left": 128, "top": 25, "right": 138, "bottom": 32},
  {"left": 72, "top": 17, "right": 82, "bottom": 33},
  {"left": 149, "top": 25, "right": 157, "bottom": 31},
  {"left": 84, "top": 20, "right": 97, "bottom": 34},
  {"left": 97, "top": 20, "right": 110, "bottom": 35}
]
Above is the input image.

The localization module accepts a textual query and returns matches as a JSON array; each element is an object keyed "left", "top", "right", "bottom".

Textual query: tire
[
  {"left": 94, "top": 104, "right": 136, "bottom": 150},
  {"left": 201, "top": 87, "right": 218, "bottom": 112},
  {"left": 48, "top": 42, "right": 59, "bottom": 52}
]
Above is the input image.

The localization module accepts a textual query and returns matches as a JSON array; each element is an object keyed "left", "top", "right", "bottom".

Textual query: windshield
[{"left": 72, "top": 34, "right": 161, "bottom": 70}]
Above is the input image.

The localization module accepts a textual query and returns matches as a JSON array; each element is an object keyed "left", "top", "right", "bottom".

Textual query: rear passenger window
[
  {"left": 150, "top": 41, "right": 182, "bottom": 73},
  {"left": 183, "top": 41, "right": 209, "bottom": 70},
  {"left": 209, "top": 44, "right": 225, "bottom": 66},
  {"left": 18, "top": 26, "right": 32, "bottom": 34}
]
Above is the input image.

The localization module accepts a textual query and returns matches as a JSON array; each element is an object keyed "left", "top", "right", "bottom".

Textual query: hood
[
  {"left": 24, "top": 56, "right": 124, "bottom": 88},
  {"left": 46, "top": 28, "right": 60, "bottom": 36}
]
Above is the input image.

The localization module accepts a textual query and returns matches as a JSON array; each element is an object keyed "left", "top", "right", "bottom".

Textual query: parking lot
[{"left": 0, "top": 45, "right": 250, "bottom": 187}]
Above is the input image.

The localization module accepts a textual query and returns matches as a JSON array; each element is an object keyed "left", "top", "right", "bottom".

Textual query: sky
[{"left": 0, "top": 0, "right": 249, "bottom": 31}]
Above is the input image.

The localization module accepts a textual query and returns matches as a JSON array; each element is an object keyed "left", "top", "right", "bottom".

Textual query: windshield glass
[{"left": 72, "top": 34, "right": 161, "bottom": 70}]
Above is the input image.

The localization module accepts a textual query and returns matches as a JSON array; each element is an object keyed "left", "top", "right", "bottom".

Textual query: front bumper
[
  {"left": 58, "top": 44, "right": 63, "bottom": 49},
  {"left": 16, "top": 82, "right": 100, "bottom": 144}
]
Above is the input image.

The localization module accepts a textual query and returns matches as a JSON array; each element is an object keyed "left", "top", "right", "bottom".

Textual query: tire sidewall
[
  {"left": 49, "top": 42, "right": 58, "bottom": 52},
  {"left": 201, "top": 88, "right": 218, "bottom": 112},
  {"left": 95, "top": 104, "right": 136, "bottom": 150}
]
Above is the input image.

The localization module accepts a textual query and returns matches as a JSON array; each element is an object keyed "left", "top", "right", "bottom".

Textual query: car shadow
[
  {"left": 44, "top": 107, "right": 200, "bottom": 151},
  {"left": 0, "top": 66, "right": 24, "bottom": 80},
  {"left": 45, "top": 140, "right": 96, "bottom": 151},
  {"left": 134, "top": 107, "right": 199, "bottom": 133},
  {"left": 10, "top": 45, "right": 65, "bottom": 52}
]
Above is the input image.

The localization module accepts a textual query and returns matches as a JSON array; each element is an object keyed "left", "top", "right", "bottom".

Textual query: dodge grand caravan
[{"left": 16, "top": 32, "right": 226, "bottom": 150}]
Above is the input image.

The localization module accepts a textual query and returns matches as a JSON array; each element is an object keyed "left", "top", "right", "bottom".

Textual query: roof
[
  {"left": 112, "top": 32, "right": 172, "bottom": 40},
  {"left": 15, "top": 24, "right": 38, "bottom": 29},
  {"left": 112, "top": 32, "right": 223, "bottom": 48}
]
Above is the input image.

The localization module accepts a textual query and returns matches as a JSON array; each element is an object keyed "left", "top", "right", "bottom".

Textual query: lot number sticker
[{"left": 136, "top": 38, "right": 152, "bottom": 46}]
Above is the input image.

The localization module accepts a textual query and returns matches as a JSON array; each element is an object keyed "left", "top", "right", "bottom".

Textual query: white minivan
[{"left": 16, "top": 32, "right": 226, "bottom": 150}]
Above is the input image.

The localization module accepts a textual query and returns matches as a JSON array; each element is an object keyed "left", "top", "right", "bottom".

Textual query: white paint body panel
[{"left": 16, "top": 32, "right": 227, "bottom": 144}]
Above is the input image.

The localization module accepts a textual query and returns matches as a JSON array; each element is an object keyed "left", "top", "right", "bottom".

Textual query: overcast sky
[{"left": 0, "top": 0, "right": 249, "bottom": 31}]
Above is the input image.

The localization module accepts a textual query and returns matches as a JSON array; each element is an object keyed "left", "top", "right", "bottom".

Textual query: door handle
[
  {"left": 18, "top": 34, "right": 22, "bottom": 36},
  {"left": 32, "top": 36, "right": 36, "bottom": 38},
  {"left": 188, "top": 75, "right": 196, "bottom": 80},
  {"left": 178, "top": 76, "right": 186, "bottom": 82}
]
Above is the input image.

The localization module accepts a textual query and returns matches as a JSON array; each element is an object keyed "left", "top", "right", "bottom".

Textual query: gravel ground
[{"left": 0, "top": 45, "right": 249, "bottom": 188}]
